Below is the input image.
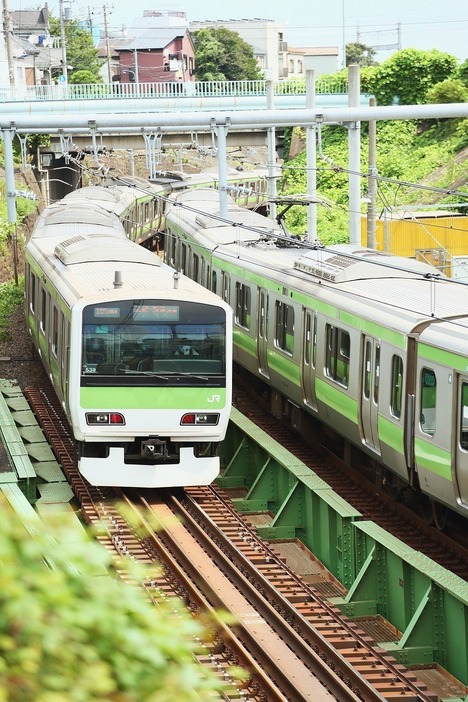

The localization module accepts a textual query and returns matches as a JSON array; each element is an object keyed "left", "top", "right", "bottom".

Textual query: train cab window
[
  {"left": 81, "top": 300, "right": 226, "bottom": 380},
  {"left": 420, "top": 367, "right": 436, "bottom": 435},
  {"left": 275, "top": 301, "right": 294, "bottom": 355},
  {"left": 235, "top": 283, "right": 251, "bottom": 330},
  {"left": 459, "top": 382, "right": 468, "bottom": 450},
  {"left": 325, "top": 324, "right": 350, "bottom": 388},
  {"left": 390, "top": 355, "right": 403, "bottom": 419}
]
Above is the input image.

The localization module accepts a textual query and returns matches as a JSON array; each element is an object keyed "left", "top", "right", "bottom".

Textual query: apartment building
[
  {"left": 189, "top": 17, "right": 338, "bottom": 80},
  {"left": 189, "top": 18, "right": 288, "bottom": 80}
]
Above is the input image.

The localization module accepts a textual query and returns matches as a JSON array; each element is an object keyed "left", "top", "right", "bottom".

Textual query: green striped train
[
  {"left": 24, "top": 183, "right": 233, "bottom": 488},
  {"left": 164, "top": 188, "right": 468, "bottom": 524}
]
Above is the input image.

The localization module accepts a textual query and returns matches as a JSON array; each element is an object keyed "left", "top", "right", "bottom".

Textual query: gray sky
[{"left": 15, "top": 0, "right": 468, "bottom": 63}]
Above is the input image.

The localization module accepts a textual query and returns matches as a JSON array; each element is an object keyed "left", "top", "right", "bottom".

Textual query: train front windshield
[{"left": 81, "top": 300, "right": 226, "bottom": 384}]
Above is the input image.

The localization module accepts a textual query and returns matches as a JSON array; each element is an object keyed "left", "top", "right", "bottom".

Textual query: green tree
[
  {"left": 371, "top": 48, "right": 458, "bottom": 105},
  {"left": 426, "top": 78, "right": 468, "bottom": 104},
  {"left": 346, "top": 42, "right": 377, "bottom": 67},
  {"left": 49, "top": 17, "right": 103, "bottom": 83},
  {"left": 194, "top": 28, "right": 263, "bottom": 81},
  {"left": 457, "top": 58, "right": 468, "bottom": 87},
  {"left": 0, "top": 499, "right": 221, "bottom": 701}
]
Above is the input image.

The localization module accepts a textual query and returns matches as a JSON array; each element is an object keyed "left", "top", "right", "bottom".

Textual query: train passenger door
[
  {"left": 301, "top": 309, "right": 317, "bottom": 410},
  {"left": 455, "top": 376, "right": 468, "bottom": 507},
  {"left": 360, "top": 335, "right": 381, "bottom": 454},
  {"left": 257, "top": 288, "right": 269, "bottom": 379}
]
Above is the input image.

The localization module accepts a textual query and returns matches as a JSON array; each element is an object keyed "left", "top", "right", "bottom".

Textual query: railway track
[
  {"left": 22, "top": 384, "right": 464, "bottom": 701},
  {"left": 232, "top": 367, "right": 468, "bottom": 582}
]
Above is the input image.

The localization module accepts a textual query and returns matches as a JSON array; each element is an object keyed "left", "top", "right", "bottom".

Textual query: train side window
[
  {"left": 275, "top": 301, "right": 294, "bottom": 355},
  {"left": 51, "top": 306, "right": 59, "bottom": 357},
  {"left": 40, "top": 288, "right": 47, "bottom": 334},
  {"left": 259, "top": 290, "right": 267, "bottom": 339},
  {"left": 364, "top": 340, "right": 371, "bottom": 399},
  {"left": 325, "top": 324, "right": 350, "bottom": 388},
  {"left": 180, "top": 243, "right": 187, "bottom": 274},
  {"left": 420, "top": 367, "right": 436, "bottom": 435},
  {"left": 373, "top": 344, "right": 380, "bottom": 403},
  {"left": 221, "top": 272, "right": 230, "bottom": 304},
  {"left": 30, "top": 270, "right": 37, "bottom": 314},
  {"left": 205, "top": 263, "right": 211, "bottom": 289},
  {"left": 192, "top": 253, "right": 199, "bottom": 282},
  {"left": 390, "top": 355, "right": 403, "bottom": 419},
  {"left": 459, "top": 382, "right": 468, "bottom": 450},
  {"left": 211, "top": 270, "right": 217, "bottom": 294},
  {"left": 235, "top": 282, "right": 251, "bottom": 330},
  {"left": 169, "top": 231, "right": 176, "bottom": 266},
  {"left": 304, "top": 311, "right": 317, "bottom": 368}
]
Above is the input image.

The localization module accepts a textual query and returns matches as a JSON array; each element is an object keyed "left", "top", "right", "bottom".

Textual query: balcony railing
[{"left": 0, "top": 78, "right": 347, "bottom": 102}]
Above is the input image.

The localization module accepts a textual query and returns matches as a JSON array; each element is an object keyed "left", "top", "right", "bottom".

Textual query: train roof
[
  {"left": 27, "top": 230, "right": 223, "bottom": 306},
  {"left": 168, "top": 188, "right": 280, "bottom": 242},
  {"left": 166, "top": 189, "right": 468, "bottom": 326},
  {"left": 63, "top": 186, "right": 142, "bottom": 214},
  {"left": 294, "top": 245, "right": 440, "bottom": 283},
  {"left": 31, "top": 201, "right": 124, "bottom": 239}
]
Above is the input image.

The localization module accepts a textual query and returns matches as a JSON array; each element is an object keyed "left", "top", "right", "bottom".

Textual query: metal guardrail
[
  {"left": 219, "top": 407, "right": 468, "bottom": 686},
  {"left": 0, "top": 78, "right": 347, "bottom": 103}
]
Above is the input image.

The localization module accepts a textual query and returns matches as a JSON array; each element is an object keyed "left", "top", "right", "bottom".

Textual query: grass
[{"left": 0, "top": 279, "right": 24, "bottom": 341}]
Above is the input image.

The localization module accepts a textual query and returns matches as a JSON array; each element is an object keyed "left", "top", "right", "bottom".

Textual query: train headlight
[
  {"left": 86, "top": 412, "right": 126, "bottom": 425},
  {"left": 181, "top": 413, "right": 219, "bottom": 426}
]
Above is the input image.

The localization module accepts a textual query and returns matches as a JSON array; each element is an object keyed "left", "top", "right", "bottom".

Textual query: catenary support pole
[
  {"left": 367, "top": 96, "right": 377, "bottom": 249},
  {"left": 306, "top": 69, "right": 318, "bottom": 242},
  {"left": 2, "top": 128, "right": 18, "bottom": 283},
  {"left": 216, "top": 123, "right": 229, "bottom": 219},
  {"left": 266, "top": 79, "right": 277, "bottom": 221},
  {"left": 348, "top": 65, "right": 361, "bottom": 246}
]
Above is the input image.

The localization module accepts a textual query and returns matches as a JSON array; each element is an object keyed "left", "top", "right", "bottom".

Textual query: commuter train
[
  {"left": 24, "top": 186, "right": 233, "bottom": 488},
  {"left": 163, "top": 188, "right": 468, "bottom": 524},
  {"left": 98, "top": 167, "right": 271, "bottom": 250}
]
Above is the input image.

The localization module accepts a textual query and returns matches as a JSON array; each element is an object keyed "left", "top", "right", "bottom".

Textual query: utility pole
[
  {"left": 342, "top": 0, "right": 346, "bottom": 68},
  {"left": 103, "top": 4, "right": 112, "bottom": 84},
  {"left": 59, "top": 0, "right": 68, "bottom": 84},
  {"left": 133, "top": 42, "right": 139, "bottom": 93},
  {"left": 2, "top": 0, "right": 15, "bottom": 89}
]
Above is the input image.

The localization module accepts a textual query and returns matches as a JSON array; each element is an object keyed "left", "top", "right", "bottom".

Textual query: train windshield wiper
[
  {"left": 128, "top": 370, "right": 171, "bottom": 379},
  {"left": 152, "top": 370, "right": 210, "bottom": 381}
]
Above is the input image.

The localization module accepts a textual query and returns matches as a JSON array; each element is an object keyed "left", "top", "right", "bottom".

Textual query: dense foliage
[
  {"left": 0, "top": 499, "right": 223, "bottom": 701},
  {"left": 0, "top": 280, "right": 23, "bottom": 340},
  {"left": 49, "top": 17, "right": 103, "bottom": 83},
  {"left": 193, "top": 27, "right": 264, "bottom": 81},
  {"left": 279, "top": 48, "right": 468, "bottom": 242}
]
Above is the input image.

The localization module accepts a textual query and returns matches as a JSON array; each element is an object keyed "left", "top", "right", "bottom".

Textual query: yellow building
[{"left": 361, "top": 210, "right": 468, "bottom": 279}]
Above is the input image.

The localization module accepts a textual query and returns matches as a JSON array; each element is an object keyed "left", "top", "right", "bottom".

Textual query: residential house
[
  {"left": 10, "top": 7, "right": 61, "bottom": 86},
  {"left": 287, "top": 46, "right": 339, "bottom": 79},
  {"left": 112, "top": 11, "right": 195, "bottom": 84}
]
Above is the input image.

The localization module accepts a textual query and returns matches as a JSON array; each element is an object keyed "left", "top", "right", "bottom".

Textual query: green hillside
[{"left": 280, "top": 49, "right": 468, "bottom": 244}]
